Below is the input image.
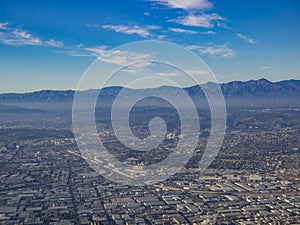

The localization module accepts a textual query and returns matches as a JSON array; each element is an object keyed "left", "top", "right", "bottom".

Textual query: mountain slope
[{"left": 0, "top": 78, "right": 299, "bottom": 107}]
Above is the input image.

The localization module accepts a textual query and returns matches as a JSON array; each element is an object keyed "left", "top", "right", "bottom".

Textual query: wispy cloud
[
  {"left": 200, "top": 30, "right": 216, "bottom": 35},
  {"left": 63, "top": 45, "right": 153, "bottom": 66},
  {"left": 91, "top": 47, "right": 152, "bottom": 65},
  {"left": 169, "top": 27, "right": 197, "bottom": 34},
  {"left": 171, "top": 13, "right": 225, "bottom": 28},
  {"left": 44, "top": 39, "right": 64, "bottom": 47},
  {"left": 0, "top": 22, "right": 63, "bottom": 47},
  {"left": 57, "top": 50, "right": 91, "bottom": 57},
  {"left": 187, "top": 44, "right": 236, "bottom": 58},
  {"left": 102, "top": 24, "right": 160, "bottom": 37},
  {"left": 158, "top": 34, "right": 167, "bottom": 39},
  {"left": 236, "top": 33, "right": 255, "bottom": 44},
  {"left": 149, "top": 0, "right": 213, "bottom": 11},
  {"left": 123, "top": 62, "right": 182, "bottom": 77},
  {"left": 0, "top": 22, "right": 9, "bottom": 29},
  {"left": 169, "top": 27, "right": 215, "bottom": 35}
]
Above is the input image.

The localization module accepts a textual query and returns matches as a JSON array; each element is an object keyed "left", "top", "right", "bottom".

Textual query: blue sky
[{"left": 0, "top": 0, "right": 300, "bottom": 92}]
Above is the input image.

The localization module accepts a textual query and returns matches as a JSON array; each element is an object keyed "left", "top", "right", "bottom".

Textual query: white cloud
[
  {"left": 83, "top": 46, "right": 153, "bottom": 66},
  {"left": 13, "top": 29, "right": 32, "bottom": 39},
  {"left": 148, "top": 0, "right": 230, "bottom": 33},
  {"left": 0, "top": 22, "right": 63, "bottom": 47},
  {"left": 186, "top": 45, "right": 201, "bottom": 50},
  {"left": 0, "top": 22, "right": 9, "bottom": 30},
  {"left": 169, "top": 27, "right": 197, "bottom": 34},
  {"left": 149, "top": 0, "right": 229, "bottom": 34},
  {"left": 64, "top": 46, "right": 153, "bottom": 66},
  {"left": 56, "top": 50, "right": 92, "bottom": 57},
  {"left": 187, "top": 44, "right": 236, "bottom": 58},
  {"left": 169, "top": 27, "right": 215, "bottom": 35},
  {"left": 171, "top": 13, "right": 225, "bottom": 28},
  {"left": 99, "top": 51, "right": 151, "bottom": 66},
  {"left": 44, "top": 39, "right": 64, "bottom": 47},
  {"left": 102, "top": 24, "right": 160, "bottom": 37},
  {"left": 84, "top": 46, "right": 107, "bottom": 55},
  {"left": 158, "top": 34, "right": 167, "bottom": 39},
  {"left": 2, "top": 29, "right": 42, "bottom": 45},
  {"left": 236, "top": 33, "right": 255, "bottom": 44},
  {"left": 200, "top": 30, "right": 216, "bottom": 35},
  {"left": 149, "top": 0, "right": 213, "bottom": 11}
]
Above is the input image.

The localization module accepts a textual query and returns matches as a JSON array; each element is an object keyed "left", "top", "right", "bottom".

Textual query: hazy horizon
[{"left": 0, "top": 77, "right": 299, "bottom": 94}]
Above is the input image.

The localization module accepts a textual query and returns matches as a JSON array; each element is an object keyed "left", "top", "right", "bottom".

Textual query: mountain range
[{"left": 0, "top": 78, "right": 299, "bottom": 108}]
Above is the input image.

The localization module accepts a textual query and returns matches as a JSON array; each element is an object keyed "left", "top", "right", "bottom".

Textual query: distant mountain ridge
[
  {"left": 221, "top": 78, "right": 300, "bottom": 98},
  {"left": 0, "top": 78, "right": 299, "bottom": 107}
]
